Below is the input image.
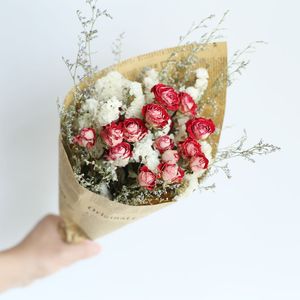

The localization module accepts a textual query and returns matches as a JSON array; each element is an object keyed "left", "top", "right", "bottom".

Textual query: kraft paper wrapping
[{"left": 59, "top": 42, "right": 227, "bottom": 242}]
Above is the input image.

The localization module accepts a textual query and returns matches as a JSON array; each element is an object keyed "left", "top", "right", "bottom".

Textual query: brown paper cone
[{"left": 59, "top": 42, "right": 227, "bottom": 242}]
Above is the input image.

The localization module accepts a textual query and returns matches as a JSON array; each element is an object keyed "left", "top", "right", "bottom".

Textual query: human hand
[{"left": 0, "top": 214, "right": 101, "bottom": 292}]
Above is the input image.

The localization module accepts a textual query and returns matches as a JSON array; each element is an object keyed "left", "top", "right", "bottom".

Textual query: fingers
[
  {"left": 14, "top": 214, "right": 102, "bottom": 281},
  {"left": 62, "top": 240, "right": 101, "bottom": 264}
]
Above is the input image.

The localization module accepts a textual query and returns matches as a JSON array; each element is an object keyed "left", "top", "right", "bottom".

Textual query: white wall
[{"left": 0, "top": 0, "right": 299, "bottom": 299}]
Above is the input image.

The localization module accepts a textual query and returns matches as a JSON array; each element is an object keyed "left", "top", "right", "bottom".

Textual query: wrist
[{"left": 0, "top": 246, "right": 38, "bottom": 293}]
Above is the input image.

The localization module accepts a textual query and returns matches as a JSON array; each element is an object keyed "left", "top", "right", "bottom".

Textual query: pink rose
[
  {"left": 142, "top": 103, "right": 170, "bottom": 128},
  {"left": 178, "top": 92, "right": 197, "bottom": 116},
  {"left": 151, "top": 83, "right": 180, "bottom": 111},
  {"left": 73, "top": 128, "right": 96, "bottom": 149},
  {"left": 161, "top": 150, "right": 180, "bottom": 164},
  {"left": 190, "top": 153, "right": 209, "bottom": 172},
  {"left": 157, "top": 163, "right": 185, "bottom": 183},
  {"left": 178, "top": 137, "right": 202, "bottom": 158},
  {"left": 122, "top": 118, "right": 148, "bottom": 143},
  {"left": 107, "top": 142, "right": 132, "bottom": 161},
  {"left": 138, "top": 165, "right": 157, "bottom": 190},
  {"left": 100, "top": 122, "right": 123, "bottom": 147},
  {"left": 154, "top": 135, "right": 174, "bottom": 153},
  {"left": 186, "top": 117, "right": 215, "bottom": 140}
]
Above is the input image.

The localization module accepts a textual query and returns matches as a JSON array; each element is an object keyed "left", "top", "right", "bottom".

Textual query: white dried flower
[
  {"left": 95, "top": 71, "right": 129, "bottom": 102},
  {"left": 125, "top": 81, "right": 145, "bottom": 118},
  {"left": 143, "top": 68, "right": 159, "bottom": 103},
  {"left": 185, "top": 86, "right": 200, "bottom": 102},
  {"left": 96, "top": 96, "right": 122, "bottom": 126},
  {"left": 196, "top": 68, "right": 209, "bottom": 80},
  {"left": 111, "top": 158, "right": 130, "bottom": 167},
  {"left": 175, "top": 171, "right": 206, "bottom": 200},
  {"left": 183, "top": 68, "right": 209, "bottom": 104},
  {"left": 153, "top": 119, "right": 172, "bottom": 138},
  {"left": 143, "top": 68, "right": 159, "bottom": 89},
  {"left": 77, "top": 112, "right": 93, "bottom": 130},
  {"left": 78, "top": 99, "right": 98, "bottom": 130},
  {"left": 98, "top": 182, "right": 112, "bottom": 199},
  {"left": 195, "top": 78, "right": 208, "bottom": 93},
  {"left": 81, "top": 98, "right": 98, "bottom": 117},
  {"left": 107, "top": 164, "right": 118, "bottom": 181},
  {"left": 200, "top": 141, "right": 212, "bottom": 162},
  {"left": 132, "top": 133, "right": 160, "bottom": 171},
  {"left": 194, "top": 68, "right": 209, "bottom": 101}
]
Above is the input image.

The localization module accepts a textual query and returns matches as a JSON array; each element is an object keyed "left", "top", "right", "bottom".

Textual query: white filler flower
[
  {"left": 96, "top": 96, "right": 122, "bottom": 126},
  {"left": 143, "top": 68, "right": 159, "bottom": 103},
  {"left": 184, "top": 68, "right": 209, "bottom": 103},
  {"left": 95, "top": 71, "right": 129, "bottom": 101},
  {"left": 195, "top": 68, "right": 209, "bottom": 100},
  {"left": 132, "top": 133, "right": 160, "bottom": 171},
  {"left": 125, "top": 81, "right": 145, "bottom": 118}
]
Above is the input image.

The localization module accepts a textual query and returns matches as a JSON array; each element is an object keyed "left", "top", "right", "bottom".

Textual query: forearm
[{"left": 0, "top": 247, "right": 35, "bottom": 293}]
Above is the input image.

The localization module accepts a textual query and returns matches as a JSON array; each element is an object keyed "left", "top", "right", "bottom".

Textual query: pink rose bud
[
  {"left": 138, "top": 165, "right": 157, "bottom": 190},
  {"left": 142, "top": 103, "right": 170, "bottom": 128},
  {"left": 178, "top": 137, "right": 202, "bottom": 159},
  {"left": 151, "top": 83, "right": 180, "bottom": 111},
  {"left": 107, "top": 142, "right": 132, "bottom": 161},
  {"left": 178, "top": 92, "right": 197, "bottom": 116},
  {"left": 100, "top": 122, "right": 123, "bottom": 147},
  {"left": 122, "top": 118, "right": 148, "bottom": 143},
  {"left": 73, "top": 128, "right": 96, "bottom": 149},
  {"left": 190, "top": 153, "right": 209, "bottom": 172},
  {"left": 161, "top": 150, "right": 180, "bottom": 164},
  {"left": 186, "top": 117, "right": 215, "bottom": 140},
  {"left": 157, "top": 163, "right": 185, "bottom": 183},
  {"left": 154, "top": 135, "right": 174, "bottom": 153}
]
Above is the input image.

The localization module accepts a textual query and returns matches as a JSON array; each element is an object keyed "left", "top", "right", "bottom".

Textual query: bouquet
[{"left": 58, "top": 2, "right": 279, "bottom": 242}]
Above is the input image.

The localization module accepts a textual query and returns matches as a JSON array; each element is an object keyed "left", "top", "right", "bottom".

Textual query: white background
[{"left": 0, "top": 0, "right": 299, "bottom": 299}]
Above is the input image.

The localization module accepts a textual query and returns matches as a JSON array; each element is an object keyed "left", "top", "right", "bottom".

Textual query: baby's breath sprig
[
  {"left": 198, "top": 41, "right": 266, "bottom": 119},
  {"left": 198, "top": 183, "right": 216, "bottom": 192},
  {"left": 159, "top": 11, "right": 228, "bottom": 87},
  {"left": 215, "top": 130, "right": 280, "bottom": 164},
  {"left": 227, "top": 41, "right": 266, "bottom": 86},
  {"left": 112, "top": 32, "right": 125, "bottom": 63},
  {"left": 59, "top": 0, "right": 112, "bottom": 144},
  {"left": 178, "top": 14, "right": 216, "bottom": 45},
  {"left": 57, "top": 98, "right": 77, "bottom": 143},
  {"left": 200, "top": 130, "right": 280, "bottom": 190},
  {"left": 62, "top": 0, "right": 112, "bottom": 88}
]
